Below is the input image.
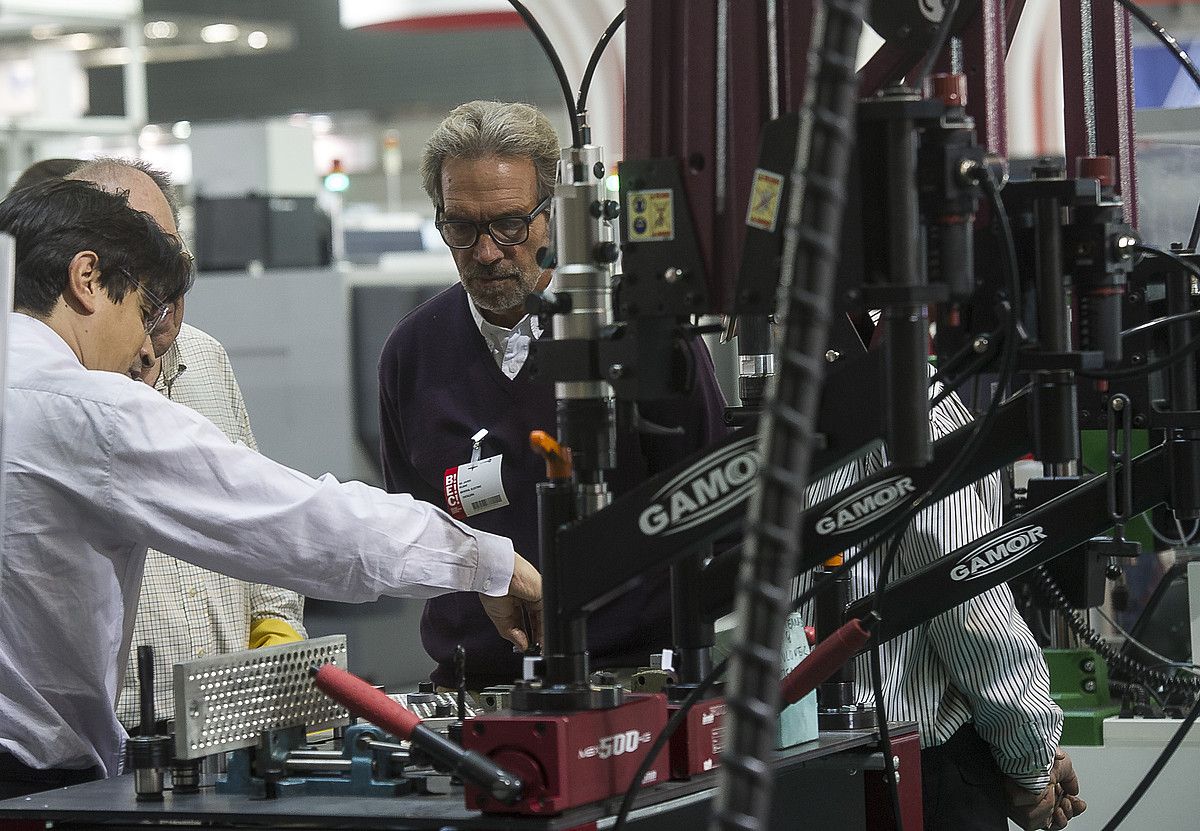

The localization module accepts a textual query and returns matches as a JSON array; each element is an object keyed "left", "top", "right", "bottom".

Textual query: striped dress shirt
[
  {"left": 798, "top": 381, "right": 1062, "bottom": 793},
  {"left": 116, "top": 324, "right": 306, "bottom": 727}
]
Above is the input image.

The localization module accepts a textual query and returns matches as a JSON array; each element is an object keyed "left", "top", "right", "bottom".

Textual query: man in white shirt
[
  {"left": 59, "top": 158, "right": 308, "bottom": 732},
  {"left": 0, "top": 177, "right": 541, "bottom": 797}
]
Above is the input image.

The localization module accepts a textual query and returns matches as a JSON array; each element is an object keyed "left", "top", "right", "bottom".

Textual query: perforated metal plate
[{"left": 173, "top": 635, "right": 350, "bottom": 760}]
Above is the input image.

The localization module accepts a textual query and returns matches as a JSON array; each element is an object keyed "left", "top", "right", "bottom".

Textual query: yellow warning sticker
[
  {"left": 746, "top": 168, "right": 784, "bottom": 233},
  {"left": 627, "top": 189, "right": 675, "bottom": 242}
]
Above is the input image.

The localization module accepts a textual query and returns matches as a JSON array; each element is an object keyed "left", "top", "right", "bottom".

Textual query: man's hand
[
  {"left": 479, "top": 553, "right": 543, "bottom": 651},
  {"left": 1048, "top": 749, "right": 1086, "bottom": 828},
  {"left": 1004, "top": 748, "right": 1086, "bottom": 830}
]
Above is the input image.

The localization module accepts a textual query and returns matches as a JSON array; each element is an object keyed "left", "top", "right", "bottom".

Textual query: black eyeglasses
[
  {"left": 118, "top": 268, "right": 171, "bottom": 335},
  {"left": 435, "top": 196, "right": 551, "bottom": 250}
]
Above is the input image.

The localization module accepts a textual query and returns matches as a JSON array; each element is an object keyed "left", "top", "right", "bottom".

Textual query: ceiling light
[
  {"left": 139, "top": 125, "right": 163, "bottom": 149},
  {"left": 200, "top": 23, "right": 239, "bottom": 44},
  {"left": 65, "top": 33, "right": 97, "bottom": 51},
  {"left": 247, "top": 31, "right": 269, "bottom": 49},
  {"left": 144, "top": 21, "right": 178, "bottom": 40}
]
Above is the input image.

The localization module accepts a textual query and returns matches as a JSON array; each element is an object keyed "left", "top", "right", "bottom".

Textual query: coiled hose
[{"left": 1034, "top": 565, "right": 1200, "bottom": 695}]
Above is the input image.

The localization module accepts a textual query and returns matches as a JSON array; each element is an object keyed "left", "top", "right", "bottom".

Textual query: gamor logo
[
  {"left": 814, "top": 475, "right": 916, "bottom": 536},
  {"left": 638, "top": 436, "right": 761, "bottom": 537},
  {"left": 949, "top": 526, "right": 1048, "bottom": 582}
]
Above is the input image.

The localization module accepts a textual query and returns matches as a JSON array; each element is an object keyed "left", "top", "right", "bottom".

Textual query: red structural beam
[{"left": 1060, "top": 1, "right": 1138, "bottom": 225}]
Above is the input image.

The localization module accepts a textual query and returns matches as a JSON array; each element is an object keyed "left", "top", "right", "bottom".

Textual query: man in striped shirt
[{"left": 802, "top": 382, "right": 1085, "bottom": 830}]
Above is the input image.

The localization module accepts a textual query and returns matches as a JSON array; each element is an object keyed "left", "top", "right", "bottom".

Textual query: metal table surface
[{"left": 0, "top": 729, "right": 902, "bottom": 830}]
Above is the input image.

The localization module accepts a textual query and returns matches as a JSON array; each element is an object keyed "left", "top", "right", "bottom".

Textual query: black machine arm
[
  {"left": 552, "top": 339, "right": 884, "bottom": 618},
  {"left": 552, "top": 331, "right": 936, "bottom": 614},
  {"left": 844, "top": 442, "right": 1173, "bottom": 645},
  {"left": 557, "top": 359, "right": 1037, "bottom": 622},
  {"left": 698, "top": 387, "right": 1037, "bottom": 617}
]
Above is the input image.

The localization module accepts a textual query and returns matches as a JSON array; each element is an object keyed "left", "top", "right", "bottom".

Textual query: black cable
[
  {"left": 929, "top": 338, "right": 996, "bottom": 392},
  {"left": 1122, "top": 308, "right": 1200, "bottom": 340},
  {"left": 1112, "top": 678, "right": 1166, "bottom": 709},
  {"left": 911, "top": 0, "right": 962, "bottom": 90},
  {"left": 1078, "top": 242, "right": 1200, "bottom": 378},
  {"left": 1132, "top": 243, "right": 1200, "bottom": 281},
  {"left": 507, "top": 1, "right": 582, "bottom": 148},
  {"left": 1114, "top": 0, "right": 1200, "bottom": 93},
  {"left": 1034, "top": 567, "right": 1200, "bottom": 695},
  {"left": 867, "top": 643, "right": 903, "bottom": 830},
  {"left": 577, "top": 9, "right": 625, "bottom": 116},
  {"left": 1113, "top": 1, "right": 1200, "bottom": 258},
  {"left": 928, "top": 338, "right": 978, "bottom": 387},
  {"left": 929, "top": 318, "right": 1010, "bottom": 410},
  {"left": 1078, "top": 331, "right": 1200, "bottom": 380},
  {"left": 1100, "top": 693, "right": 1200, "bottom": 831},
  {"left": 612, "top": 658, "right": 727, "bottom": 831}
]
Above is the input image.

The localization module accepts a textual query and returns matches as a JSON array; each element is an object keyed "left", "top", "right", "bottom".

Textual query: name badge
[{"left": 444, "top": 455, "right": 510, "bottom": 520}]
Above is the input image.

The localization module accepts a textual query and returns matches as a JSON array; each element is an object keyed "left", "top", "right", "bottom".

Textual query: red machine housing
[
  {"left": 669, "top": 696, "right": 725, "bottom": 778},
  {"left": 864, "top": 728, "right": 924, "bottom": 831},
  {"left": 462, "top": 694, "right": 669, "bottom": 815}
]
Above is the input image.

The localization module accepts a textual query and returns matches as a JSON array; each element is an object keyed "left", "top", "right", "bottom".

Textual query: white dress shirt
[
  {"left": 116, "top": 324, "right": 307, "bottom": 728},
  {"left": 0, "top": 313, "right": 515, "bottom": 776},
  {"left": 467, "top": 296, "right": 543, "bottom": 379}
]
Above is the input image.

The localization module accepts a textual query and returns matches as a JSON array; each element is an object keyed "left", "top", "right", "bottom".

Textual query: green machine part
[{"left": 1044, "top": 648, "right": 1120, "bottom": 746}]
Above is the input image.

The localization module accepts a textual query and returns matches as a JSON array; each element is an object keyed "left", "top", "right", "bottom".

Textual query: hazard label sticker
[
  {"left": 627, "top": 189, "right": 675, "bottom": 242},
  {"left": 746, "top": 168, "right": 784, "bottom": 233}
]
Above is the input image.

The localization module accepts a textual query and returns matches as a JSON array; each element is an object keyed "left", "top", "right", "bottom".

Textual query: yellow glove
[{"left": 248, "top": 618, "right": 303, "bottom": 649}]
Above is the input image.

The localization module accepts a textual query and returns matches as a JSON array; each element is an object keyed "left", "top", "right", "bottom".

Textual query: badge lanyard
[{"left": 444, "top": 428, "right": 510, "bottom": 520}]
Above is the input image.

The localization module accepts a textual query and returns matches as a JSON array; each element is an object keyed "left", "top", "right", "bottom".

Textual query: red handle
[
  {"left": 779, "top": 618, "right": 871, "bottom": 706},
  {"left": 312, "top": 663, "right": 420, "bottom": 738}
]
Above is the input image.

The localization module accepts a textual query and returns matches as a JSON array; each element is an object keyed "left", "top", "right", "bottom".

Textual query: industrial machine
[{"left": 3, "top": 1, "right": 1200, "bottom": 829}]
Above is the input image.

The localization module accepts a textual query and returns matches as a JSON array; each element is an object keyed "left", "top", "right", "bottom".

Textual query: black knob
[
  {"left": 418, "top": 681, "right": 435, "bottom": 694},
  {"left": 602, "top": 200, "right": 620, "bottom": 220},
  {"left": 594, "top": 241, "right": 619, "bottom": 263}
]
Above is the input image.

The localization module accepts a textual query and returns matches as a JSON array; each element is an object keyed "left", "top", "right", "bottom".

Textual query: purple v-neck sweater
[{"left": 379, "top": 283, "right": 728, "bottom": 688}]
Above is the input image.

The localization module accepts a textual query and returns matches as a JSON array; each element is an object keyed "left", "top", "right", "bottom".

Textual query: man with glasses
[
  {"left": 64, "top": 158, "right": 308, "bottom": 736},
  {"left": 378, "top": 101, "right": 728, "bottom": 690},
  {"left": 0, "top": 178, "right": 541, "bottom": 797}
]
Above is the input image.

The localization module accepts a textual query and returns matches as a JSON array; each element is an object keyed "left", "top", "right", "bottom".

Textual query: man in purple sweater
[{"left": 379, "top": 101, "right": 728, "bottom": 688}]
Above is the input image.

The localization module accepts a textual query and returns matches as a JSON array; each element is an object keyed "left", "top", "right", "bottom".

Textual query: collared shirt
[
  {"left": 0, "top": 313, "right": 515, "bottom": 776},
  {"left": 115, "top": 324, "right": 307, "bottom": 728},
  {"left": 798, "top": 381, "right": 1062, "bottom": 794},
  {"left": 467, "top": 296, "right": 543, "bottom": 379}
]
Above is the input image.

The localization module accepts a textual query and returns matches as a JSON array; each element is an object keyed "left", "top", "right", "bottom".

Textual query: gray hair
[
  {"left": 68, "top": 157, "right": 179, "bottom": 225},
  {"left": 421, "top": 100, "right": 560, "bottom": 209}
]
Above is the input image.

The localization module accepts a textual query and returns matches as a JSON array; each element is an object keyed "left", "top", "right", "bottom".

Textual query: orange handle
[{"left": 530, "top": 430, "right": 573, "bottom": 480}]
